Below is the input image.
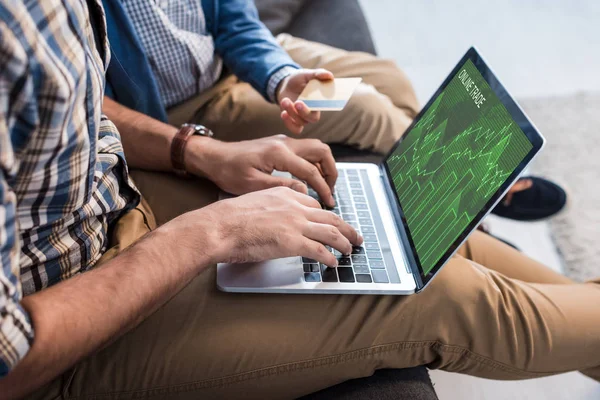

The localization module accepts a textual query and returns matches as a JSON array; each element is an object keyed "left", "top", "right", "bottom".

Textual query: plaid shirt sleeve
[{"left": 0, "top": 23, "right": 35, "bottom": 377}]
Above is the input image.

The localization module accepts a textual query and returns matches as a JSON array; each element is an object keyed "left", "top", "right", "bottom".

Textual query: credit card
[{"left": 298, "top": 77, "right": 362, "bottom": 111}]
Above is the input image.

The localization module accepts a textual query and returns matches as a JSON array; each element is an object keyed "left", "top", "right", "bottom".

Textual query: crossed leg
[{"left": 39, "top": 171, "right": 600, "bottom": 400}]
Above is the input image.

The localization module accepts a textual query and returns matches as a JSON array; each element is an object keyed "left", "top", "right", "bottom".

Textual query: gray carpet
[{"left": 521, "top": 92, "right": 600, "bottom": 282}]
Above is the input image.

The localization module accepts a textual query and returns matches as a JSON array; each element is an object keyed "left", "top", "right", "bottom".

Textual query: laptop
[{"left": 217, "top": 47, "right": 545, "bottom": 295}]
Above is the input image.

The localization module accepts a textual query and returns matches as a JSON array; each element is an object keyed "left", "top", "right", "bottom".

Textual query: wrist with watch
[{"left": 170, "top": 123, "right": 213, "bottom": 177}]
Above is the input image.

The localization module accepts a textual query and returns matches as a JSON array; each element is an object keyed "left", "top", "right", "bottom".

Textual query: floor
[{"left": 358, "top": 0, "right": 600, "bottom": 398}]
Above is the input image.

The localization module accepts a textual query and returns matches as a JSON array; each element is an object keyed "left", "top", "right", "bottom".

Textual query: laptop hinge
[{"left": 377, "top": 164, "right": 425, "bottom": 291}]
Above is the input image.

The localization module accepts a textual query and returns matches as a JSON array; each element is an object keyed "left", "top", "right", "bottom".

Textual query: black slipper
[{"left": 491, "top": 177, "right": 567, "bottom": 221}]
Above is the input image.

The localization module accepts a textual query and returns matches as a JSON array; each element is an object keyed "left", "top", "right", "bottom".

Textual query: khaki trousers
[
  {"left": 32, "top": 170, "right": 600, "bottom": 400},
  {"left": 167, "top": 34, "right": 420, "bottom": 154},
  {"left": 31, "top": 36, "right": 600, "bottom": 399}
]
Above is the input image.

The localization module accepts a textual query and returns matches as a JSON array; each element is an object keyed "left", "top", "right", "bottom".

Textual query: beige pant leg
[
  {"left": 39, "top": 172, "right": 600, "bottom": 400},
  {"left": 129, "top": 170, "right": 220, "bottom": 226},
  {"left": 457, "top": 230, "right": 573, "bottom": 284},
  {"left": 458, "top": 230, "right": 600, "bottom": 381},
  {"left": 169, "top": 35, "right": 420, "bottom": 153}
]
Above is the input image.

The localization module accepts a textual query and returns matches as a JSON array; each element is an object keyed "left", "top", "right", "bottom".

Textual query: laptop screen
[{"left": 384, "top": 58, "right": 533, "bottom": 277}]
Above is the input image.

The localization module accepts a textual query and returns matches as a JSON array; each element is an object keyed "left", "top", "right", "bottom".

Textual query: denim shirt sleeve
[{"left": 207, "top": 0, "right": 300, "bottom": 102}]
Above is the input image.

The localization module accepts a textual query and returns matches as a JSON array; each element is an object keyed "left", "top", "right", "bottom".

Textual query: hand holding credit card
[{"left": 298, "top": 77, "right": 362, "bottom": 111}]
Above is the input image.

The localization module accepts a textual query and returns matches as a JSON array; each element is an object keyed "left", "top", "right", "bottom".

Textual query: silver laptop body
[
  {"left": 217, "top": 47, "right": 545, "bottom": 295},
  {"left": 218, "top": 162, "right": 418, "bottom": 294}
]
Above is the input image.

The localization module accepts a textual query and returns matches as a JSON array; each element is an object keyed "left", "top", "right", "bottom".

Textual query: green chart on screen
[{"left": 386, "top": 59, "right": 533, "bottom": 275}]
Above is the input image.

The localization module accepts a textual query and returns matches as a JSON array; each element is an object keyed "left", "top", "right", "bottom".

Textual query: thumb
[
  {"left": 255, "top": 173, "right": 309, "bottom": 195},
  {"left": 297, "top": 68, "right": 334, "bottom": 84},
  {"left": 313, "top": 68, "right": 334, "bottom": 81}
]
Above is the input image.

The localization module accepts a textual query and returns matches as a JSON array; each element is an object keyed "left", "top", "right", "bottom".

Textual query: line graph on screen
[{"left": 386, "top": 60, "right": 532, "bottom": 274}]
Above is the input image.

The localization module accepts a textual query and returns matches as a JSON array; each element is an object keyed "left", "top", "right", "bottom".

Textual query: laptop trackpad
[{"left": 217, "top": 257, "right": 302, "bottom": 290}]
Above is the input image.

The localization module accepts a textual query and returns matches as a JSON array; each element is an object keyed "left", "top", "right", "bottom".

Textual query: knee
[
  {"left": 344, "top": 84, "right": 413, "bottom": 153},
  {"left": 425, "top": 260, "right": 541, "bottom": 372},
  {"left": 422, "top": 259, "right": 521, "bottom": 349},
  {"left": 359, "top": 57, "right": 420, "bottom": 117},
  {"left": 427, "top": 260, "right": 490, "bottom": 318}
]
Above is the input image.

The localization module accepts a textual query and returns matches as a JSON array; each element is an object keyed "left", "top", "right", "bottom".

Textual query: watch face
[
  {"left": 182, "top": 123, "right": 201, "bottom": 130},
  {"left": 182, "top": 123, "right": 213, "bottom": 137}
]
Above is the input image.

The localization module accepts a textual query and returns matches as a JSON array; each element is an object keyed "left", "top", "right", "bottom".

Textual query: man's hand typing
[
  {"left": 188, "top": 187, "right": 363, "bottom": 267},
  {"left": 185, "top": 134, "right": 338, "bottom": 208}
]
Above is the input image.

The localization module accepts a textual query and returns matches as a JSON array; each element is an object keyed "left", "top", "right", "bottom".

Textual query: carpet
[{"left": 521, "top": 92, "right": 600, "bottom": 282}]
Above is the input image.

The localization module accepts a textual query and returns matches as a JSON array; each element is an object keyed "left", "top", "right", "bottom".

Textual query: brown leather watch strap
[{"left": 170, "top": 125, "right": 197, "bottom": 177}]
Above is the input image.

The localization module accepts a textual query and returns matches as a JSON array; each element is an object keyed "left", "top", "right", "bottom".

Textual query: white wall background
[{"left": 359, "top": 0, "right": 600, "bottom": 102}]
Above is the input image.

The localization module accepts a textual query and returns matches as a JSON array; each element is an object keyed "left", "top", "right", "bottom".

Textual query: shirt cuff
[{"left": 267, "top": 66, "right": 299, "bottom": 103}]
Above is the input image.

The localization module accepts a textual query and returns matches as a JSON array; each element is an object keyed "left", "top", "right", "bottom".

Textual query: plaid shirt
[
  {"left": 123, "top": 0, "right": 295, "bottom": 107},
  {"left": 0, "top": 0, "right": 139, "bottom": 377}
]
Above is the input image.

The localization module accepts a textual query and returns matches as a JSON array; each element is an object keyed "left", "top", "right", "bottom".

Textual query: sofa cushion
[
  {"left": 254, "top": 0, "right": 308, "bottom": 35},
  {"left": 286, "top": 0, "right": 377, "bottom": 55},
  {"left": 299, "top": 368, "right": 439, "bottom": 400}
]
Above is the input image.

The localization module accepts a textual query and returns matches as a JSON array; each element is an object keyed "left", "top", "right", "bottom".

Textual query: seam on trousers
[
  {"left": 66, "top": 340, "right": 550, "bottom": 399},
  {"left": 133, "top": 207, "right": 153, "bottom": 232},
  {"left": 431, "top": 342, "right": 546, "bottom": 378}
]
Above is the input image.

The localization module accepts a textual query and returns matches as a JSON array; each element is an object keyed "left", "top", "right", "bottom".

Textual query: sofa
[{"left": 253, "top": 1, "right": 439, "bottom": 399}]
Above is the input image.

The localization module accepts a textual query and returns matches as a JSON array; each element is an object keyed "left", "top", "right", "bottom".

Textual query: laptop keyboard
[{"left": 303, "top": 168, "right": 391, "bottom": 284}]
